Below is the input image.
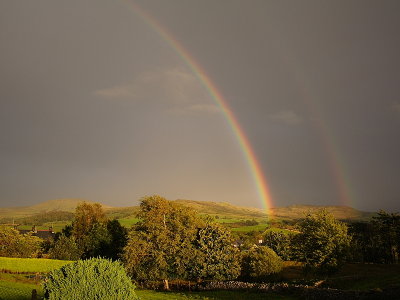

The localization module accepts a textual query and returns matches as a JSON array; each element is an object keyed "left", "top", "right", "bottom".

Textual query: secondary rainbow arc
[{"left": 124, "top": 1, "right": 274, "bottom": 213}]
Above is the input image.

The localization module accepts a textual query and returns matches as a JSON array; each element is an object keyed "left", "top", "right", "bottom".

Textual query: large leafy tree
[
  {"left": 190, "top": 222, "right": 240, "bottom": 281},
  {"left": 123, "top": 195, "right": 240, "bottom": 289},
  {"left": 263, "top": 230, "right": 293, "bottom": 260},
  {"left": 72, "top": 202, "right": 106, "bottom": 241},
  {"left": 371, "top": 211, "right": 400, "bottom": 264},
  {"left": 70, "top": 202, "right": 110, "bottom": 259},
  {"left": 124, "top": 195, "right": 200, "bottom": 289},
  {"left": 48, "top": 235, "right": 81, "bottom": 260},
  {"left": 291, "top": 210, "right": 351, "bottom": 271},
  {"left": 50, "top": 202, "right": 127, "bottom": 260}
]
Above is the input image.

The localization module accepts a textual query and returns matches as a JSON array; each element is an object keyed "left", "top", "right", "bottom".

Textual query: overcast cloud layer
[{"left": 0, "top": 0, "right": 399, "bottom": 211}]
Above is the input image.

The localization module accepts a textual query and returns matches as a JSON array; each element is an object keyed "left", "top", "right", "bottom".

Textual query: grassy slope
[
  {"left": 174, "top": 199, "right": 266, "bottom": 218},
  {"left": 0, "top": 257, "right": 73, "bottom": 273}
]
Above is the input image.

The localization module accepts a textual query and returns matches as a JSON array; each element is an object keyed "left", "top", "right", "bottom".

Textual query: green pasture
[
  {"left": 117, "top": 217, "right": 140, "bottom": 227},
  {"left": 0, "top": 257, "right": 73, "bottom": 273},
  {"left": 264, "top": 228, "right": 296, "bottom": 234},
  {"left": 214, "top": 218, "right": 244, "bottom": 224},
  {"left": 231, "top": 223, "right": 269, "bottom": 232}
]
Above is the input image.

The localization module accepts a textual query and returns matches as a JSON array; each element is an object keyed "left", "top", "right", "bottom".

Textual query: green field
[
  {"left": 0, "top": 257, "right": 73, "bottom": 273},
  {"left": 117, "top": 217, "right": 140, "bottom": 227},
  {"left": 214, "top": 217, "right": 244, "bottom": 224},
  {"left": 231, "top": 223, "right": 269, "bottom": 232},
  {"left": 0, "top": 258, "right": 70, "bottom": 300},
  {"left": 264, "top": 228, "right": 296, "bottom": 234}
]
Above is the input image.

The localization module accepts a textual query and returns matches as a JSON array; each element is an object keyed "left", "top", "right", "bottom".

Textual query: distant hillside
[
  {"left": 174, "top": 200, "right": 375, "bottom": 221},
  {"left": 0, "top": 198, "right": 111, "bottom": 218},
  {"left": 270, "top": 205, "right": 375, "bottom": 221},
  {"left": 0, "top": 198, "right": 375, "bottom": 222},
  {"left": 174, "top": 199, "right": 266, "bottom": 218}
]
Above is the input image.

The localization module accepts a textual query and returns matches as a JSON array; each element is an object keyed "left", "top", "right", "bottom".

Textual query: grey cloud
[
  {"left": 167, "top": 104, "right": 220, "bottom": 115},
  {"left": 94, "top": 67, "right": 219, "bottom": 114},
  {"left": 269, "top": 110, "right": 303, "bottom": 125},
  {"left": 392, "top": 103, "right": 400, "bottom": 114}
]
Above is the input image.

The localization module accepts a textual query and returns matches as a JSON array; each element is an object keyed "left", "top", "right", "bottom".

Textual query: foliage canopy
[
  {"left": 123, "top": 195, "right": 240, "bottom": 288},
  {"left": 291, "top": 209, "right": 351, "bottom": 271},
  {"left": 0, "top": 226, "right": 41, "bottom": 258}
]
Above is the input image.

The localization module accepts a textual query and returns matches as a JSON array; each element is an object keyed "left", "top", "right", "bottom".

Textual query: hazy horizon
[{"left": 1, "top": 0, "right": 399, "bottom": 211}]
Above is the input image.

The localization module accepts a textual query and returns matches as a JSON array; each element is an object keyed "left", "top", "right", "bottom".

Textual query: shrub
[
  {"left": 241, "top": 246, "right": 283, "bottom": 280},
  {"left": 43, "top": 258, "right": 138, "bottom": 299}
]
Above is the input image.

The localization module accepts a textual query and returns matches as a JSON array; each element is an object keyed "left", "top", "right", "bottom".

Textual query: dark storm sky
[{"left": 0, "top": 0, "right": 399, "bottom": 211}]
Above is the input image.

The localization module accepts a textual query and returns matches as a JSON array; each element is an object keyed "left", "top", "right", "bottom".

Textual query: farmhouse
[{"left": 18, "top": 226, "right": 56, "bottom": 240}]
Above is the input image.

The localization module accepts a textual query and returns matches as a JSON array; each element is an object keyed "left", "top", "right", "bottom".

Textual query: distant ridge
[
  {"left": 0, "top": 198, "right": 111, "bottom": 218},
  {"left": 0, "top": 198, "right": 375, "bottom": 222},
  {"left": 28, "top": 198, "right": 112, "bottom": 212}
]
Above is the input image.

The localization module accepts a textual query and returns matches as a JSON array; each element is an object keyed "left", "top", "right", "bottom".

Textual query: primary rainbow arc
[{"left": 125, "top": 1, "right": 274, "bottom": 213}]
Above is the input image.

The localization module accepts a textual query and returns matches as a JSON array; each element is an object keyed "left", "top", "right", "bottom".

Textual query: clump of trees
[
  {"left": 291, "top": 210, "right": 351, "bottom": 272},
  {"left": 49, "top": 202, "right": 127, "bottom": 260},
  {"left": 0, "top": 226, "right": 42, "bottom": 258},
  {"left": 43, "top": 258, "right": 138, "bottom": 299},
  {"left": 349, "top": 211, "right": 400, "bottom": 264},
  {"left": 123, "top": 195, "right": 240, "bottom": 289},
  {"left": 263, "top": 231, "right": 293, "bottom": 260}
]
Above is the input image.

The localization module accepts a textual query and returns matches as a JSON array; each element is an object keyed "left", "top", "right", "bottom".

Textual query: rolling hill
[
  {"left": 173, "top": 199, "right": 266, "bottom": 218},
  {"left": 0, "top": 198, "right": 376, "bottom": 223},
  {"left": 0, "top": 198, "right": 111, "bottom": 219}
]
